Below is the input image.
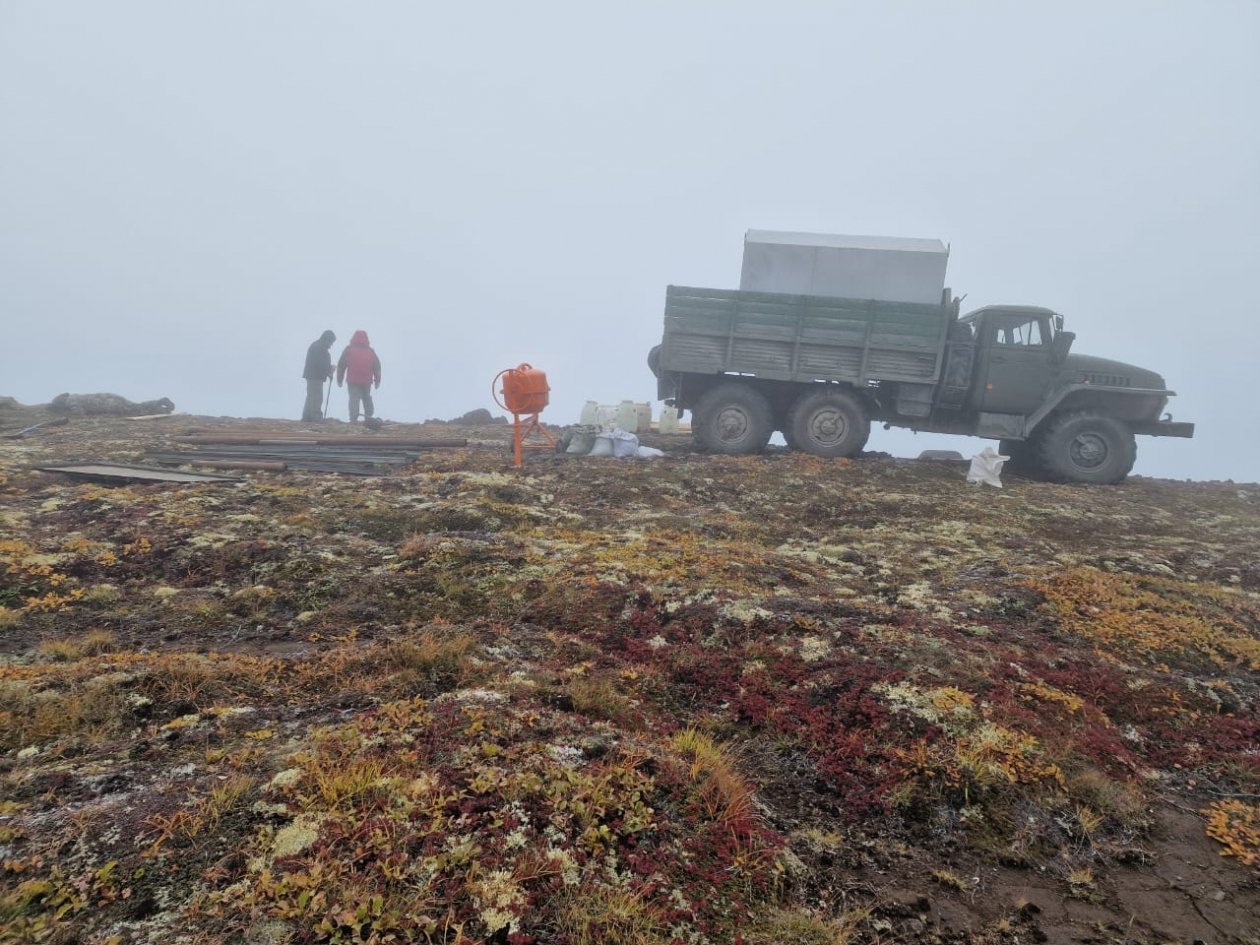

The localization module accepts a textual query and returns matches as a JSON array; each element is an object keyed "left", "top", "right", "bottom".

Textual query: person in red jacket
[{"left": 335, "top": 330, "right": 382, "bottom": 423}]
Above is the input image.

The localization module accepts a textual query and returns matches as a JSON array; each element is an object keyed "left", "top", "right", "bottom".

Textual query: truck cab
[
  {"left": 960, "top": 306, "right": 1068, "bottom": 416},
  {"left": 930, "top": 305, "right": 1191, "bottom": 482}
]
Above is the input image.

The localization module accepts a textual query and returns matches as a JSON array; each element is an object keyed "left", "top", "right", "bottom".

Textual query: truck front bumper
[{"left": 1129, "top": 419, "right": 1195, "bottom": 438}]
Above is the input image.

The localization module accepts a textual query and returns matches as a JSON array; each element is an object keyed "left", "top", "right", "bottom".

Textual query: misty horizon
[{"left": 2, "top": 2, "right": 1256, "bottom": 481}]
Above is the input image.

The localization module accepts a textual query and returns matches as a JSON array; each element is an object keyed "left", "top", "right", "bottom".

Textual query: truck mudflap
[{"left": 1128, "top": 419, "right": 1195, "bottom": 438}]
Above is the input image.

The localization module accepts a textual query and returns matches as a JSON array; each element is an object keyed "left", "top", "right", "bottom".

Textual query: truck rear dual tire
[
  {"left": 1035, "top": 412, "right": 1136, "bottom": 484},
  {"left": 786, "top": 389, "right": 870, "bottom": 458},
  {"left": 693, "top": 383, "right": 775, "bottom": 455}
]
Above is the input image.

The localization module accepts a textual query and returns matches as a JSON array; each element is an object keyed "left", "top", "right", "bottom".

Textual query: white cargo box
[{"left": 740, "top": 230, "right": 950, "bottom": 305}]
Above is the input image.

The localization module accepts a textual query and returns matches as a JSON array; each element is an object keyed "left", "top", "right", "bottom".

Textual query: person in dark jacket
[
  {"left": 336, "top": 330, "right": 382, "bottom": 422},
  {"left": 301, "top": 330, "right": 337, "bottom": 421}
]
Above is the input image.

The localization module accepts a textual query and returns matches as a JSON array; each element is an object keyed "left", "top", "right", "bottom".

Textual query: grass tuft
[
  {"left": 36, "top": 629, "right": 115, "bottom": 662},
  {"left": 556, "top": 885, "right": 672, "bottom": 945}
]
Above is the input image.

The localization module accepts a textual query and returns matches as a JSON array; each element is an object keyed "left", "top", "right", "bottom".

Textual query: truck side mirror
[{"left": 1051, "top": 330, "right": 1075, "bottom": 362}]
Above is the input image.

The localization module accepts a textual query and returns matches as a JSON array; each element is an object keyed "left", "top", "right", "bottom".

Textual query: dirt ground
[{"left": 1, "top": 410, "right": 1257, "bottom": 944}]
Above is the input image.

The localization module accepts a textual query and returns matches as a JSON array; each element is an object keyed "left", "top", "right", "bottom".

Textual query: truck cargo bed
[{"left": 659, "top": 285, "right": 952, "bottom": 386}]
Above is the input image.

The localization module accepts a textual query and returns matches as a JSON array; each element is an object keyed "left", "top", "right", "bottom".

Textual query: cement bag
[
  {"left": 609, "top": 427, "right": 639, "bottom": 458},
  {"left": 589, "top": 434, "right": 614, "bottom": 457},
  {"left": 636, "top": 445, "right": 665, "bottom": 459},
  {"left": 565, "top": 425, "right": 598, "bottom": 455},
  {"left": 966, "top": 447, "right": 1010, "bottom": 488}
]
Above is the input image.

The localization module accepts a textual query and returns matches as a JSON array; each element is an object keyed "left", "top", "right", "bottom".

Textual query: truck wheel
[
  {"left": 1036, "top": 412, "right": 1136, "bottom": 484},
  {"left": 787, "top": 389, "right": 870, "bottom": 458},
  {"left": 693, "top": 383, "right": 775, "bottom": 455}
]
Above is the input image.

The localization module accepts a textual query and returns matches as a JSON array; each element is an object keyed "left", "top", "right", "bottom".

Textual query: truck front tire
[
  {"left": 1036, "top": 412, "right": 1136, "bottom": 484},
  {"left": 786, "top": 389, "right": 870, "bottom": 458},
  {"left": 693, "top": 383, "right": 775, "bottom": 455}
]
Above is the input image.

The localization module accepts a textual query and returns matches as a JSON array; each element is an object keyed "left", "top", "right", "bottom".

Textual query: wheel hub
[
  {"left": 1069, "top": 432, "right": 1108, "bottom": 468},
  {"left": 716, "top": 407, "right": 750, "bottom": 442},
  {"left": 808, "top": 408, "right": 848, "bottom": 445}
]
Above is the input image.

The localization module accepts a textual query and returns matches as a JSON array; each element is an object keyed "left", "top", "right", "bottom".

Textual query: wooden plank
[
  {"left": 174, "top": 435, "right": 467, "bottom": 448},
  {"left": 34, "top": 463, "right": 241, "bottom": 484},
  {"left": 175, "top": 460, "right": 287, "bottom": 472}
]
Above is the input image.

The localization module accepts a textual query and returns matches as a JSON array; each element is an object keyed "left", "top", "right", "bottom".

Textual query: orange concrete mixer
[{"left": 493, "top": 364, "right": 556, "bottom": 467}]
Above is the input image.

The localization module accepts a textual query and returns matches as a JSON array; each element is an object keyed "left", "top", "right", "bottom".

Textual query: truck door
[{"left": 977, "top": 312, "right": 1056, "bottom": 415}]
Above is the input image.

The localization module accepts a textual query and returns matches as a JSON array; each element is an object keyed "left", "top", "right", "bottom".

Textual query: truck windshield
[{"left": 994, "top": 314, "right": 1047, "bottom": 346}]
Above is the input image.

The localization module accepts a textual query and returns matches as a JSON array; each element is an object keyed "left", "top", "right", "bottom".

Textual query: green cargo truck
[{"left": 648, "top": 284, "right": 1193, "bottom": 484}]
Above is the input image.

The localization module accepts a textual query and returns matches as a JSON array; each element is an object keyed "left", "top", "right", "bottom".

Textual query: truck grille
[{"left": 1081, "top": 373, "right": 1132, "bottom": 387}]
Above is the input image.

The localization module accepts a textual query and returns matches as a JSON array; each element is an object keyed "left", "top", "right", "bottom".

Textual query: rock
[
  {"left": 49, "top": 392, "right": 175, "bottom": 417},
  {"left": 428, "top": 407, "right": 509, "bottom": 425}
]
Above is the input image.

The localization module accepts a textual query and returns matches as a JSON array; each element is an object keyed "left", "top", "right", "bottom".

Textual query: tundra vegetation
[{"left": 0, "top": 413, "right": 1257, "bottom": 944}]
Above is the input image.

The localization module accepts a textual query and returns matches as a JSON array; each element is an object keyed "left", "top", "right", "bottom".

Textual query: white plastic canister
[{"left": 616, "top": 400, "right": 638, "bottom": 433}]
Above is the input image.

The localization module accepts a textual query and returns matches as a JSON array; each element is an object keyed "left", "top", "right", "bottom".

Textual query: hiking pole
[{"left": 322, "top": 377, "right": 332, "bottom": 419}]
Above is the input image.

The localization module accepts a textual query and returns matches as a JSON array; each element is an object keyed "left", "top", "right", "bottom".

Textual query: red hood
[{"left": 350, "top": 330, "right": 370, "bottom": 346}]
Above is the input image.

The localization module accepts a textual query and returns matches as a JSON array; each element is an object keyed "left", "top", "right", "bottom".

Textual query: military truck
[{"left": 648, "top": 284, "right": 1193, "bottom": 484}]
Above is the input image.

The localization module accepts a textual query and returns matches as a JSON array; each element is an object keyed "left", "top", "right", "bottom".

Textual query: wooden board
[{"left": 34, "top": 464, "right": 242, "bottom": 484}]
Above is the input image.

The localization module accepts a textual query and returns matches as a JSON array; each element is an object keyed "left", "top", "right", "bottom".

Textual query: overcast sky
[{"left": 2, "top": 1, "right": 1256, "bottom": 481}]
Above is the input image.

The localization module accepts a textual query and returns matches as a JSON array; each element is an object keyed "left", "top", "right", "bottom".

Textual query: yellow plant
[
  {"left": 567, "top": 675, "right": 630, "bottom": 721},
  {"left": 1066, "top": 866, "right": 1099, "bottom": 901},
  {"left": 37, "top": 630, "right": 114, "bottom": 662},
  {"left": 744, "top": 907, "right": 868, "bottom": 945},
  {"left": 954, "top": 723, "right": 1064, "bottom": 788},
  {"left": 301, "top": 756, "right": 388, "bottom": 810},
  {"left": 1063, "top": 767, "right": 1147, "bottom": 830},
  {"left": 22, "top": 589, "right": 85, "bottom": 613},
  {"left": 1018, "top": 681, "right": 1084, "bottom": 714},
  {"left": 1075, "top": 804, "right": 1104, "bottom": 840},
  {"left": 1203, "top": 800, "right": 1260, "bottom": 866},
  {"left": 556, "top": 885, "right": 672, "bottom": 945},
  {"left": 1067, "top": 866, "right": 1095, "bottom": 888},
  {"left": 122, "top": 536, "right": 153, "bottom": 556},
  {"left": 931, "top": 869, "right": 969, "bottom": 891},
  {"left": 146, "top": 776, "right": 255, "bottom": 851},
  {"left": 670, "top": 728, "right": 757, "bottom": 827},
  {"left": 930, "top": 687, "right": 976, "bottom": 714},
  {"left": 1031, "top": 568, "right": 1260, "bottom": 669},
  {"left": 201, "top": 776, "right": 255, "bottom": 832}
]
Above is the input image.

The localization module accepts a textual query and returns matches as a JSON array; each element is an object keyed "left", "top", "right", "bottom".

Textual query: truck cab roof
[{"left": 960, "top": 304, "right": 1061, "bottom": 321}]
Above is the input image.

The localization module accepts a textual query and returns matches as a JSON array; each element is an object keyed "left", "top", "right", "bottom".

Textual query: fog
[{"left": 2, "top": 1, "right": 1256, "bottom": 481}]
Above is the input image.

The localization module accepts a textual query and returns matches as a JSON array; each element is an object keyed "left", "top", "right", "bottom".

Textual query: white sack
[
  {"left": 609, "top": 427, "right": 639, "bottom": 458},
  {"left": 966, "top": 447, "right": 1010, "bottom": 488},
  {"left": 635, "top": 446, "right": 665, "bottom": 459}
]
